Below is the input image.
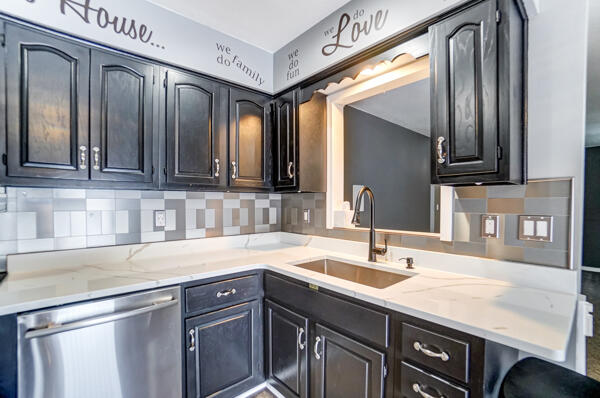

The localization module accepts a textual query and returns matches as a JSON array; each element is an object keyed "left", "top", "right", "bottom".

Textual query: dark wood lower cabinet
[
  {"left": 185, "top": 300, "right": 263, "bottom": 398},
  {"left": 312, "top": 323, "right": 386, "bottom": 398},
  {"left": 266, "top": 300, "right": 309, "bottom": 398}
]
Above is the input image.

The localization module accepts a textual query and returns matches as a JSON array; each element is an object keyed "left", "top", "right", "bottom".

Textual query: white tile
[
  {"left": 141, "top": 199, "right": 165, "bottom": 210},
  {"left": 205, "top": 192, "right": 224, "bottom": 199},
  {"left": 239, "top": 193, "right": 256, "bottom": 199},
  {"left": 6, "top": 187, "right": 17, "bottom": 198},
  {"left": 0, "top": 240, "right": 17, "bottom": 256},
  {"left": 116, "top": 211, "right": 129, "bottom": 234},
  {"left": 165, "top": 209, "right": 177, "bottom": 231},
  {"left": 54, "top": 236, "right": 86, "bottom": 250},
  {"left": 115, "top": 190, "right": 141, "bottom": 199},
  {"left": 205, "top": 209, "right": 215, "bottom": 228},
  {"left": 185, "top": 209, "right": 196, "bottom": 230},
  {"left": 240, "top": 208, "right": 249, "bottom": 226},
  {"left": 0, "top": 213, "right": 17, "bottom": 241},
  {"left": 185, "top": 229, "right": 206, "bottom": 239},
  {"left": 17, "top": 238, "right": 54, "bottom": 253},
  {"left": 223, "top": 199, "right": 240, "bottom": 208},
  {"left": 141, "top": 231, "right": 165, "bottom": 243},
  {"left": 255, "top": 199, "right": 269, "bottom": 208},
  {"left": 269, "top": 193, "right": 282, "bottom": 200},
  {"left": 86, "top": 189, "right": 115, "bottom": 199},
  {"left": 87, "top": 235, "right": 116, "bottom": 247},
  {"left": 86, "top": 211, "right": 102, "bottom": 235},
  {"left": 86, "top": 199, "right": 115, "bottom": 211},
  {"left": 269, "top": 208, "right": 277, "bottom": 225},
  {"left": 53, "top": 212, "right": 71, "bottom": 237},
  {"left": 185, "top": 199, "right": 206, "bottom": 209},
  {"left": 70, "top": 211, "right": 87, "bottom": 236},
  {"left": 17, "top": 212, "right": 36, "bottom": 240},
  {"left": 223, "top": 226, "right": 240, "bottom": 236},
  {"left": 140, "top": 210, "right": 154, "bottom": 232},
  {"left": 53, "top": 189, "right": 86, "bottom": 199},
  {"left": 102, "top": 211, "right": 115, "bottom": 235},
  {"left": 255, "top": 224, "right": 270, "bottom": 233},
  {"left": 164, "top": 191, "right": 186, "bottom": 199}
]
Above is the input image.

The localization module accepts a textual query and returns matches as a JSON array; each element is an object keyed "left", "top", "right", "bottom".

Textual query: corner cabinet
[
  {"left": 429, "top": 0, "right": 525, "bottom": 185},
  {"left": 161, "top": 68, "right": 227, "bottom": 189},
  {"left": 229, "top": 89, "right": 273, "bottom": 189},
  {"left": 273, "top": 90, "right": 298, "bottom": 191}
]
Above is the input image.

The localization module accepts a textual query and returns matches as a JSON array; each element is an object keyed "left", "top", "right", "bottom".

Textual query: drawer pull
[
  {"left": 413, "top": 341, "right": 450, "bottom": 362},
  {"left": 413, "top": 383, "right": 445, "bottom": 398},
  {"left": 314, "top": 336, "right": 322, "bottom": 360},
  {"left": 188, "top": 329, "right": 196, "bottom": 352},
  {"left": 298, "top": 327, "right": 306, "bottom": 350},
  {"left": 216, "top": 288, "right": 237, "bottom": 298}
]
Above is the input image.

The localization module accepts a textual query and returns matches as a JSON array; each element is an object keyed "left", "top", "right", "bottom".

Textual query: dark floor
[{"left": 582, "top": 271, "right": 600, "bottom": 380}]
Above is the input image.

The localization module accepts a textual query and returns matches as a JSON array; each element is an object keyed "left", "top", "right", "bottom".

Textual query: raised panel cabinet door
[
  {"left": 274, "top": 90, "right": 298, "bottom": 190},
  {"left": 165, "top": 69, "right": 225, "bottom": 187},
  {"left": 430, "top": 0, "right": 498, "bottom": 179},
  {"left": 90, "top": 50, "right": 157, "bottom": 184},
  {"left": 5, "top": 24, "right": 90, "bottom": 180},
  {"left": 229, "top": 88, "right": 272, "bottom": 189},
  {"left": 266, "top": 300, "right": 309, "bottom": 398},
  {"left": 312, "top": 323, "right": 385, "bottom": 398},
  {"left": 185, "top": 301, "right": 263, "bottom": 398}
]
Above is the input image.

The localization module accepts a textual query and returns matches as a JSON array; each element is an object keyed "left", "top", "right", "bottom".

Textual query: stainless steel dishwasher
[{"left": 17, "top": 286, "right": 182, "bottom": 398}]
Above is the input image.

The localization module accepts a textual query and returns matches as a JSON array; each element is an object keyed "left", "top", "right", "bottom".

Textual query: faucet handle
[
  {"left": 374, "top": 239, "right": 388, "bottom": 257},
  {"left": 398, "top": 257, "right": 414, "bottom": 269}
]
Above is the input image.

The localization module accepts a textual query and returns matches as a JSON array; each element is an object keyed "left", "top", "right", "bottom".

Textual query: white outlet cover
[{"left": 155, "top": 210, "right": 166, "bottom": 227}]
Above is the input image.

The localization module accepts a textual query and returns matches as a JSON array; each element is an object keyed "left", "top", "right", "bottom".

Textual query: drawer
[
  {"left": 185, "top": 274, "right": 259, "bottom": 313},
  {"left": 402, "top": 323, "right": 469, "bottom": 383},
  {"left": 400, "top": 361, "right": 468, "bottom": 398},
  {"left": 265, "top": 273, "right": 389, "bottom": 348}
]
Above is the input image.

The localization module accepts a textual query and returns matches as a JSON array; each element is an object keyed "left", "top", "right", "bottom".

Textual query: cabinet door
[
  {"left": 90, "top": 50, "right": 157, "bottom": 184},
  {"left": 430, "top": 0, "right": 498, "bottom": 180},
  {"left": 229, "top": 88, "right": 272, "bottom": 189},
  {"left": 185, "top": 301, "right": 263, "bottom": 398},
  {"left": 5, "top": 24, "right": 90, "bottom": 180},
  {"left": 266, "top": 300, "right": 309, "bottom": 398},
  {"left": 312, "top": 323, "right": 385, "bottom": 398},
  {"left": 165, "top": 69, "right": 225, "bottom": 187},
  {"left": 274, "top": 90, "right": 298, "bottom": 190}
]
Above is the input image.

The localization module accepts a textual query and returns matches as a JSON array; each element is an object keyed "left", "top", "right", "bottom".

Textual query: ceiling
[
  {"left": 587, "top": 0, "right": 600, "bottom": 147},
  {"left": 348, "top": 78, "right": 431, "bottom": 137},
  {"left": 146, "top": 0, "right": 351, "bottom": 53}
]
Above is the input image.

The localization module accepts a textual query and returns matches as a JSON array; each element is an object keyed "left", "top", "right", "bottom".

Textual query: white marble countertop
[{"left": 0, "top": 232, "right": 577, "bottom": 361}]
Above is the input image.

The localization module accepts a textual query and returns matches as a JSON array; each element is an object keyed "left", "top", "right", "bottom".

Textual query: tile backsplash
[
  {"left": 282, "top": 179, "right": 572, "bottom": 268},
  {"left": 0, "top": 188, "right": 281, "bottom": 270}
]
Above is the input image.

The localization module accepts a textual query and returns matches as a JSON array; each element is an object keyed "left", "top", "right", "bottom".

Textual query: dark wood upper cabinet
[
  {"left": 430, "top": 0, "right": 525, "bottom": 185},
  {"left": 89, "top": 50, "right": 157, "bottom": 185},
  {"left": 273, "top": 90, "right": 298, "bottom": 191},
  {"left": 5, "top": 24, "right": 90, "bottom": 180},
  {"left": 229, "top": 88, "right": 272, "bottom": 189},
  {"left": 266, "top": 300, "right": 309, "bottom": 398},
  {"left": 163, "top": 69, "right": 226, "bottom": 188}
]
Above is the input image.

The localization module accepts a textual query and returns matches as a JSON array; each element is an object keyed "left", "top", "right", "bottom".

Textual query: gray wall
[
  {"left": 584, "top": 146, "right": 600, "bottom": 267},
  {"left": 343, "top": 107, "right": 432, "bottom": 232}
]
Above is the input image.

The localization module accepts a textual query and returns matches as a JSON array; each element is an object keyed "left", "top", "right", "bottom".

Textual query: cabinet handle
[
  {"left": 231, "top": 161, "right": 237, "bottom": 179},
  {"left": 92, "top": 147, "right": 100, "bottom": 170},
  {"left": 216, "top": 288, "right": 236, "bottom": 298},
  {"left": 314, "top": 336, "right": 322, "bottom": 360},
  {"left": 436, "top": 137, "right": 447, "bottom": 165},
  {"left": 188, "top": 329, "right": 196, "bottom": 352},
  {"left": 297, "top": 327, "right": 306, "bottom": 350},
  {"left": 79, "top": 146, "right": 87, "bottom": 170},
  {"left": 287, "top": 161, "right": 294, "bottom": 179},
  {"left": 214, "top": 158, "right": 220, "bottom": 177},
  {"left": 413, "top": 341, "right": 450, "bottom": 362},
  {"left": 412, "top": 383, "right": 445, "bottom": 398}
]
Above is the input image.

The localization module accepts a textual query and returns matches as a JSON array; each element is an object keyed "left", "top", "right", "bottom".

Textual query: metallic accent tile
[
  {"left": 454, "top": 186, "right": 486, "bottom": 199},
  {"left": 270, "top": 199, "right": 282, "bottom": 208},
  {"left": 195, "top": 209, "right": 205, "bottom": 229},
  {"left": 256, "top": 193, "right": 269, "bottom": 199},
  {"left": 525, "top": 180, "right": 571, "bottom": 198},
  {"left": 487, "top": 198, "right": 524, "bottom": 214},
  {"left": 269, "top": 193, "right": 282, "bottom": 200},
  {"left": 206, "top": 199, "right": 223, "bottom": 210},
  {"left": 523, "top": 248, "right": 568, "bottom": 268},
  {"left": 524, "top": 198, "right": 570, "bottom": 216},
  {"left": 240, "top": 193, "right": 255, "bottom": 199},
  {"left": 454, "top": 199, "right": 487, "bottom": 213},
  {"left": 240, "top": 199, "right": 254, "bottom": 208},
  {"left": 255, "top": 225, "right": 270, "bottom": 233},
  {"left": 232, "top": 208, "right": 240, "bottom": 227},
  {"left": 486, "top": 185, "right": 526, "bottom": 198}
]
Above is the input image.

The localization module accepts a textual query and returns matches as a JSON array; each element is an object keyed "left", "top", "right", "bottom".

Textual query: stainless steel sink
[{"left": 292, "top": 258, "right": 411, "bottom": 289}]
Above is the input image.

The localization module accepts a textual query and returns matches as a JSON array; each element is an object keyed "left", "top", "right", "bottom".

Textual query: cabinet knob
[
  {"left": 214, "top": 158, "right": 220, "bottom": 177},
  {"left": 79, "top": 146, "right": 87, "bottom": 170},
  {"left": 436, "top": 137, "right": 447, "bottom": 165},
  {"left": 231, "top": 161, "right": 237, "bottom": 179},
  {"left": 92, "top": 147, "right": 100, "bottom": 171},
  {"left": 287, "top": 161, "right": 294, "bottom": 179}
]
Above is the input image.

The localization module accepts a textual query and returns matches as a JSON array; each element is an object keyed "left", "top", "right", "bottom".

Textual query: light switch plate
[
  {"left": 303, "top": 209, "right": 311, "bottom": 224},
  {"left": 154, "top": 210, "right": 166, "bottom": 227},
  {"left": 481, "top": 215, "right": 499, "bottom": 238},
  {"left": 518, "top": 215, "right": 553, "bottom": 242}
]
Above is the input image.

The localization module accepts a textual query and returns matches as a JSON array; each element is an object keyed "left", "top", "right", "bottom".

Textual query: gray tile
[
  {"left": 128, "top": 211, "right": 141, "bottom": 233},
  {"left": 17, "top": 196, "right": 52, "bottom": 212},
  {"left": 198, "top": 209, "right": 208, "bottom": 228},
  {"left": 164, "top": 191, "right": 186, "bottom": 199},
  {"left": 454, "top": 199, "right": 486, "bottom": 213},
  {"left": 526, "top": 179, "right": 571, "bottom": 198},
  {"left": 116, "top": 199, "right": 141, "bottom": 210},
  {"left": 523, "top": 248, "right": 569, "bottom": 268},
  {"left": 232, "top": 208, "right": 240, "bottom": 226},
  {"left": 186, "top": 192, "right": 205, "bottom": 199},
  {"left": 186, "top": 209, "right": 197, "bottom": 230},
  {"left": 223, "top": 208, "right": 233, "bottom": 227},
  {"left": 165, "top": 230, "right": 186, "bottom": 241},
  {"left": 240, "top": 208, "right": 249, "bottom": 226},
  {"left": 116, "top": 233, "right": 141, "bottom": 245},
  {"left": 165, "top": 199, "right": 185, "bottom": 213},
  {"left": 524, "top": 198, "right": 570, "bottom": 216},
  {"left": 256, "top": 193, "right": 269, "bottom": 199},
  {"left": 141, "top": 191, "right": 164, "bottom": 199},
  {"left": 53, "top": 198, "right": 86, "bottom": 211},
  {"left": 487, "top": 185, "right": 526, "bottom": 198},
  {"left": 116, "top": 210, "right": 129, "bottom": 234}
]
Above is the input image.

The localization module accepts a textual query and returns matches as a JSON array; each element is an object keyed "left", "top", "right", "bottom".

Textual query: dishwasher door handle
[{"left": 24, "top": 298, "right": 179, "bottom": 339}]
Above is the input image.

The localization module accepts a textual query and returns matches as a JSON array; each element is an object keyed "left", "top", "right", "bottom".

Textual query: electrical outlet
[
  {"left": 154, "top": 210, "right": 166, "bottom": 227},
  {"left": 519, "top": 215, "right": 553, "bottom": 242},
  {"left": 303, "top": 209, "right": 311, "bottom": 224},
  {"left": 481, "top": 215, "right": 499, "bottom": 238}
]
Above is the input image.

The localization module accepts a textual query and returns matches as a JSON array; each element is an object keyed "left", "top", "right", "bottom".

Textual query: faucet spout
[{"left": 352, "top": 186, "right": 387, "bottom": 262}]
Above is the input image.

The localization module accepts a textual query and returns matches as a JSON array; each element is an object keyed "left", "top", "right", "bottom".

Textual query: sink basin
[{"left": 292, "top": 258, "right": 411, "bottom": 289}]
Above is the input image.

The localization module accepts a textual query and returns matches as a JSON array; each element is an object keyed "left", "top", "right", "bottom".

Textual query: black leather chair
[{"left": 500, "top": 357, "right": 600, "bottom": 397}]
